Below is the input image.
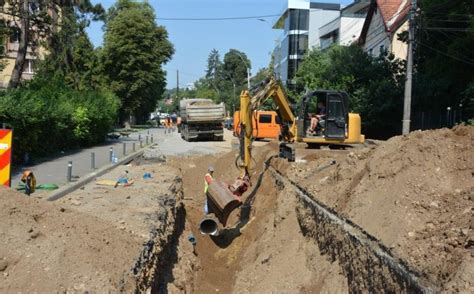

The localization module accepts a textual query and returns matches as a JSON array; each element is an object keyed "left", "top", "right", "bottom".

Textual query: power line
[
  {"left": 422, "top": 18, "right": 472, "bottom": 23},
  {"left": 430, "top": 29, "right": 474, "bottom": 63},
  {"left": 423, "top": 12, "right": 473, "bottom": 17},
  {"left": 424, "top": 27, "right": 474, "bottom": 33},
  {"left": 156, "top": 14, "right": 280, "bottom": 21},
  {"left": 419, "top": 42, "right": 474, "bottom": 66}
]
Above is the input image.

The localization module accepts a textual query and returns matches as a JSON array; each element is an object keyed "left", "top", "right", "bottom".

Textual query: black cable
[
  {"left": 418, "top": 42, "right": 474, "bottom": 66},
  {"left": 156, "top": 14, "right": 280, "bottom": 21},
  {"left": 424, "top": 27, "right": 474, "bottom": 32}
]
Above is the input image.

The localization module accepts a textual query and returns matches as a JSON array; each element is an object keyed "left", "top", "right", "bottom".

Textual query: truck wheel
[{"left": 184, "top": 127, "right": 189, "bottom": 141}]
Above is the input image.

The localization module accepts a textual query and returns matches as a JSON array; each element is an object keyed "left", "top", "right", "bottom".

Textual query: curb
[{"left": 47, "top": 144, "right": 156, "bottom": 201}]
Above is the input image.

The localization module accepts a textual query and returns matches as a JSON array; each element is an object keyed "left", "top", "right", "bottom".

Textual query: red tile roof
[
  {"left": 358, "top": 0, "right": 411, "bottom": 45},
  {"left": 378, "top": 0, "right": 410, "bottom": 32}
]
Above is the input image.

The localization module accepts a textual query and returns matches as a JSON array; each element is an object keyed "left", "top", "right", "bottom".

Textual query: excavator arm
[
  {"left": 238, "top": 76, "right": 296, "bottom": 180},
  {"left": 199, "top": 76, "right": 297, "bottom": 236}
]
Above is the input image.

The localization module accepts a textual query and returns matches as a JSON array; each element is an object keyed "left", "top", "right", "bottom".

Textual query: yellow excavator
[{"left": 199, "top": 76, "right": 365, "bottom": 236}]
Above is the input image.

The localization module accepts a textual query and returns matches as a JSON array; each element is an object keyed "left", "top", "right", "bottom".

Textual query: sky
[{"left": 86, "top": 0, "right": 353, "bottom": 89}]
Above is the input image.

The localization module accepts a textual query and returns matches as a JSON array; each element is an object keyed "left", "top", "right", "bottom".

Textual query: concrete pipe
[{"left": 199, "top": 215, "right": 220, "bottom": 236}]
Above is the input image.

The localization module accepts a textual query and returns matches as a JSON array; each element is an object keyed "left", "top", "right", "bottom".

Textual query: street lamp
[{"left": 235, "top": 51, "right": 251, "bottom": 89}]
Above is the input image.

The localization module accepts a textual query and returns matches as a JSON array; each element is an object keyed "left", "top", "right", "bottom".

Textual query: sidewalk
[{"left": 11, "top": 128, "right": 165, "bottom": 187}]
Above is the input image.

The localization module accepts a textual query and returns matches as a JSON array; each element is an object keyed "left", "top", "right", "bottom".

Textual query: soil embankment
[{"left": 276, "top": 125, "right": 474, "bottom": 292}]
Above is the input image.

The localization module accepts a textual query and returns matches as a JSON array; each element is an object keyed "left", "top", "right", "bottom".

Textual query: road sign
[{"left": 0, "top": 129, "right": 13, "bottom": 187}]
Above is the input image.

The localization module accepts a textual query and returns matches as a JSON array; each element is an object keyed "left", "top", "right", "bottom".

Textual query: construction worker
[
  {"left": 21, "top": 170, "right": 36, "bottom": 196},
  {"left": 204, "top": 166, "right": 214, "bottom": 214}
]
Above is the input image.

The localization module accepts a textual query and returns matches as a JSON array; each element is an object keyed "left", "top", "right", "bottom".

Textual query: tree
[
  {"left": 35, "top": 6, "right": 100, "bottom": 91},
  {"left": 223, "top": 49, "right": 251, "bottom": 87},
  {"left": 205, "top": 49, "right": 222, "bottom": 98},
  {"left": 4, "top": 0, "right": 105, "bottom": 89},
  {"left": 295, "top": 45, "right": 405, "bottom": 139},
  {"left": 206, "top": 49, "right": 222, "bottom": 80},
  {"left": 413, "top": 0, "right": 474, "bottom": 126},
  {"left": 100, "top": 0, "right": 174, "bottom": 123}
]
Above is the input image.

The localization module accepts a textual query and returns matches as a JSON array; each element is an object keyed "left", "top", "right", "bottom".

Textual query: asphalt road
[{"left": 11, "top": 127, "right": 238, "bottom": 187}]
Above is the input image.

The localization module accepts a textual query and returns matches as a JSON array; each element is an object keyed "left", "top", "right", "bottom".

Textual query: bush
[{"left": 0, "top": 78, "right": 120, "bottom": 163}]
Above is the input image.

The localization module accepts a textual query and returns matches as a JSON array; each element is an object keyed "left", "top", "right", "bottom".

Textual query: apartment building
[
  {"left": 272, "top": 0, "right": 340, "bottom": 86},
  {"left": 0, "top": 3, "right": 53, "bottom": 88}
]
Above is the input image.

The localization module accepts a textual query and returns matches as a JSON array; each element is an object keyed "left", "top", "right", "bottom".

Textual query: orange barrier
[{"left": 0, "top": 129, "right": 13, "bottom": 187}]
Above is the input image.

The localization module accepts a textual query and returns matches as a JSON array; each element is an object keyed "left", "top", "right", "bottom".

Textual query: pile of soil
[
  {"left": 277, "top": 126, "right": 473, "bottom": 292},
  {"left": 0, "top": 188, "right": 142, "bottom": 292}
]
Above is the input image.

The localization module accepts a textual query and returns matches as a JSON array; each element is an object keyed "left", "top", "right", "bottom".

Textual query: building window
[
  {"left": 289, "top": 34, "right": 308, "bottom": 56},
  {"left": 287, "top": 58, "right": 302, "bottom": 81},
  {"left": 379, "top": 45, "right": 386, "bottom": 55},
  {"left": 289, "top": 9, "right": 309, "bottom": 31},
  {"left": 369, "top": 48, "right": 373, "bottom": 55},
  {"left": 9, "top": 30, "right": 20, "bottom": 43},
  {"left": 22, "top": 59, "right": 36, "bottom": 74}
]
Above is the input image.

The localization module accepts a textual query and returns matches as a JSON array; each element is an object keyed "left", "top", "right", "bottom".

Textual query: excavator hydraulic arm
[{"left": 199, "top": 76, "right": 296, "bottom": 236}]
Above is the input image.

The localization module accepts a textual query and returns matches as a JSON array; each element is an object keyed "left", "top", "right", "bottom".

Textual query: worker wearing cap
[{"left": 204, "top": 166, "right": 214, "bottom": 214}]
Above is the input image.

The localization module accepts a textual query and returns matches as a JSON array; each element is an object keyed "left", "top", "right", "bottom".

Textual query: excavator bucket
[
  {"left": 205, "top": 180, "right": 242, "bottom": 226},
  {"left": 279, "top": 142, "right": 295, "bottom": 162}
]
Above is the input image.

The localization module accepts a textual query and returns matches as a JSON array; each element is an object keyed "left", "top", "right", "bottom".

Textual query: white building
[
  {"left": 319, "top": 0, "right": 370, "bottom": 50},
  {"left": 357, "top": 0, "right": 410, "bottom": 60},
  {"left": 272, "top": 0, "right": 340, "bottom": 87}
]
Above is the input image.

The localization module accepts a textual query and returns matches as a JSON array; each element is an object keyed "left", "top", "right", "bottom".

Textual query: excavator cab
[{"left": 298, "top": 90, "right": 360, "bottom": 144}]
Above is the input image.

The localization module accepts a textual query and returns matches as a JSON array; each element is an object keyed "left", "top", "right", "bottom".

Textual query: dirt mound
[
  {"left": 0, "top": 187, "right": 142, "bottom": 292},
  {"left": 280, "top": 126, "right": 474, "bottom": 291}
]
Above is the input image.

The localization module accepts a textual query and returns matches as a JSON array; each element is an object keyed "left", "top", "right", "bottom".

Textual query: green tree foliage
[
  {"left": 189, "top": 48, "right": 252, "bottom": 113},
  {"left": 36, "top": 7, "right": 100, "bottom": 90},
  {"left": 0, "top": 78, "right": 120, "bottom": 162},
  {"left": 295, "top": 45, "right": 405, "bottom": 138},
  {"left": 223, "top": 49, "right": 251, "bottom": 87},
  {"left": 100, "top": 0, "right": 174, "bottom": 123},
  {"left": 414, "top": 0, "right": 474, "bottom": 125},
  {"left": 206, "top": 49, "right": 222, "bottom": 81},
  {"left": 0, "top": 2, "right": 119, "bottom": 162},
  {"left": 3, "top": 0, "right": 105, "bottom": 88}
]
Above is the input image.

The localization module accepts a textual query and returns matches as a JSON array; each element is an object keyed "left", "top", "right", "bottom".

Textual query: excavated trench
[
  {"left": 135, "top": 156, "right": 436, "bottom": 293},
  {"left": 270, "top": 166, "right": 436, "bottom": 293}
]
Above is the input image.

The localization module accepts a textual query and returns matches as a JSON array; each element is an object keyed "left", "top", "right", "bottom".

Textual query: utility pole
[
  {"left": 402, "top": 0, "right": 417, "bottom": 135},
  {"left": 176, "top": 69, "right": 180, "bottom": 101}
]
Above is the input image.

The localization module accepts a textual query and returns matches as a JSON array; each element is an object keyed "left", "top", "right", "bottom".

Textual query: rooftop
[{"left": 273, "top": 0, "right": 341, "bottom": 29}]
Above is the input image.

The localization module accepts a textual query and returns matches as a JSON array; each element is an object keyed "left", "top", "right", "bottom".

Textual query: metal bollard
[
  {"left": 123, "top": 142, "right": 126, "bottom": 156},
  {"left": 151, "top": 134, "right": 154, "bottom": 143},
  {"left": 109, "top": 147, "right": 113, "bottom": 163},
  {"left": 147, "top": 130, "right": 150, "bottom": 135},
  {"left": 140, "top": 140, "right": 143, "bottom": 148},
  {"left": 67, "top": 161, "right": 73, "bottom": 182},
  {"left": 138, "top": 134, "right": 141, "bottom": 141},
  {"left": 146, "top": 135, "right": 149, "bottom": 145},
  {"left": 133, "top": 142, "right": 136, "bottom": 152},
  {"left": 91, "top": 152, "right": 95, "bottom": 169}
]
